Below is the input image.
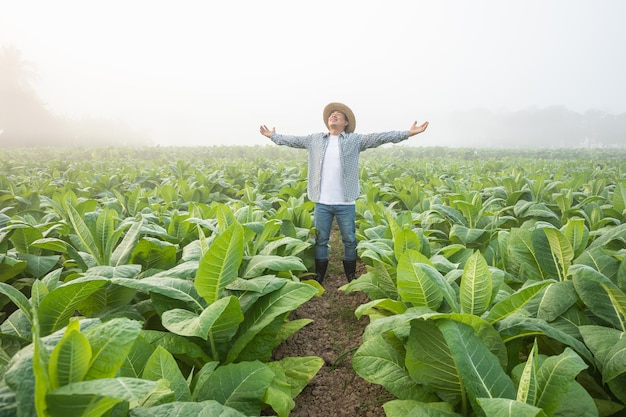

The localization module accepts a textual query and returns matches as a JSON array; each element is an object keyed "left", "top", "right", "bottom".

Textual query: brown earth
[{"left": 270, "top": 228, "right": 392, "bottom": 417}]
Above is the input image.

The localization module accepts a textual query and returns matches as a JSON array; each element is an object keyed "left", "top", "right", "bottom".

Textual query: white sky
[{"left": 1, "top": 0, "right": 625, "bottom": 146}]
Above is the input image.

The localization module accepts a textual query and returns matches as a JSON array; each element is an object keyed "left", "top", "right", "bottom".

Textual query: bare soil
[{"left": 270, "top": 228, "right": 392, "bottom": 417}]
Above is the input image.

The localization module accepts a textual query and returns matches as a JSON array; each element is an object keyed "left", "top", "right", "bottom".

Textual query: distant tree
[{"left": 0, "top": 45, "right": 67, "bottom": 146}]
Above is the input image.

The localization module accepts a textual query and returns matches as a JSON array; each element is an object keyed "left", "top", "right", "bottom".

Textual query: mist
[{"left": 1, "top": 1, "right": 625, "bottom": 148}]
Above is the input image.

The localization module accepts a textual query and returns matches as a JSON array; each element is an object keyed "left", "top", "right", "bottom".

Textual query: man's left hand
[{"left": 409, "top": 121, "right": 429, "bottom": 136}]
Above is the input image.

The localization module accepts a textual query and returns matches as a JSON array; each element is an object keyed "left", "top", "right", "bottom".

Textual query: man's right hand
[{"left": 260, "top": 125, "right": 275, "bottom": 138}]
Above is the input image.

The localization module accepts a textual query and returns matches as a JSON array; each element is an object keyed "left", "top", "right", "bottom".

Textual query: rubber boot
[
  {"left": 343, "top": 260, "right": 357, "bottom": 282},
  {"left": 315, "top": 259, "right": 329, "bottom": 284}
]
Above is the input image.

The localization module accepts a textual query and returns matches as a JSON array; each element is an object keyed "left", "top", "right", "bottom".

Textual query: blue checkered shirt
[{"left": 270, "top": 131, "right": 409, "bottom": 203}]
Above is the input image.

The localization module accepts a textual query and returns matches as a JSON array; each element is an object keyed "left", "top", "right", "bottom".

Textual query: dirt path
[{"left": 271, "top": 227, "right": 391, "bottom": 417}]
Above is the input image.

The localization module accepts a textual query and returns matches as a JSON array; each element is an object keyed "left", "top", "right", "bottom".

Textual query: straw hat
[{"left": 323, "top": 102, "right": 356, "bottom": 133}]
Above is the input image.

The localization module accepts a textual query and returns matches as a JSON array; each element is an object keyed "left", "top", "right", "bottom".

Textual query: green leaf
[
  {"left": 242, "top": 255, "right": 307, "bottom": 278},
  {"left": 437, "top": 320, "right": 516, "bottom": 412},
  {"left": 393, "top": 227, "right": 422, "bottom": 261},
  {"left": 536, "top": 281, "right": 578, "bottom": 322},
  {"left": 226, "top": 281, "right": 317, "bottom": 363},
  {"left": 477, "top": 398, "right": 546, "bottom": 417},
  {"left": 579, "top": 325, "right": 626, "bottom": 384},
  {"left": 571, "top": 264, "right": 625, "bottom": 330},
  {"left": 535, "top": 348, "right": 588, "bottom": 416},
  {"left": 48, "top": 320, "right": 91, "bottom": 390},
  {"left": 111, "top": 276, "right": 205, "bottom": 313},
  {"left": 405, "top": 319, "right": 463, "bottom": 404},
  {"left": 46, "top": 377, "right": 159, "bottom": 417},
  {"left": 353, "top": 332, "right": 428, "bottom": 401},
  {"left": 195, "top": 360, "right": 274, "bottom": 416},
  {"left": 485, "top": 281, "right": 552, "bottom": 324},
  {"left": 460, "top": 251, "right": 492, "bottom": 316},
  {"left": 38, "top": 277, "right": 108, "bottom": 336},
  {"left": 161, "top": 296, "right": 243, "bottom": 342},
  {"left": 383, "top": 399, "right": 461, "bottom": 416},
  {"left": 561, "top": 218, "right": 588, "bottom": 258},
  {"left": 516, "top": 339, "right": 539, "bottom": 405},
  {"left": 128, "top": 400, "right": 250, "bottom": 417},
  {"left": 64, "top": 202, "right": 101, "bottom": 265},
  {"left": 543, "top": 228, "right": 574, "bottom": 281},
  {"left": 111, "top": 218, "right": 144, "bottom": 266},
  {"left": 0, "top": 281, "right": 33, "bottom": 323},
  {"left": 142, "top": 346, "right": 191, "bottom": 401},
  {"left": 195, "top": 222, "right": 244, "bottom": 305},
  {"left": 397, "top": 250, "right": 443, "bottom": 309},
  {"left": 84, "top": 318, "right": 142, "bottom": 380}
]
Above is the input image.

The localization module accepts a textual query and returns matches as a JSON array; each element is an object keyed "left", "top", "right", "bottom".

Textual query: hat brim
[{"left": 323, "top": 102, "right": 356, "bottom": 133}]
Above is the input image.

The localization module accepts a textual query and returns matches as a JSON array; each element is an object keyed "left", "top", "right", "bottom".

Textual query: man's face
[{"left": 328, "top": 111, "right": 349, "bottom": 130}]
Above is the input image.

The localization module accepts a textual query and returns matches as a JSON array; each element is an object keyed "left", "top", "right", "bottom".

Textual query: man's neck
[{"left": 328, "top": 128, "right": 344, "bottom": 136}]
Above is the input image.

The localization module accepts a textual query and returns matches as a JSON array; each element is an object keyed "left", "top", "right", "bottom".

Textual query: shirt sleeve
[
  {"left": 270, "top": 134, "right": 311, "bottom": 149},
  {"left": 357, "top": 131, "right": 410, "bottom": 151}
]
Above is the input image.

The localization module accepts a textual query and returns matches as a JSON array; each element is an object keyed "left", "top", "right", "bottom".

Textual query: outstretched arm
[
  {"left": 408, "top": 121, "right": 429, "bottom": 137},
  {"left": 259, "top": 125, "right": 276, "bottom": 138}
]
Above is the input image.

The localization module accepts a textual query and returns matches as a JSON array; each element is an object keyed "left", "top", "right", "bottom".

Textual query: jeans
[{"left": 313, "top": 203, "right": 357, "bottom": 261}]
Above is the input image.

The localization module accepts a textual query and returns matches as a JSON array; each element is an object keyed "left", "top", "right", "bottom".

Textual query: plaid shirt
[{"left": 270, "top": 130, "right": 409, "bottom": 203}]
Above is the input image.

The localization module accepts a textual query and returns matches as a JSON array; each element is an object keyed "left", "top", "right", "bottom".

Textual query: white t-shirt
[{"left": 319, "top": 135, "right": 351, "bottom": 204}]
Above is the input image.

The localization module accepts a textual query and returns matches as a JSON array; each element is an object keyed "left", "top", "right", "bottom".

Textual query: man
[{"left": 260, "top": 102, "right": 428, "bottom": 284}]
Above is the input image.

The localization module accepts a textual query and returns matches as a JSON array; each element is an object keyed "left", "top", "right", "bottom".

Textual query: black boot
[
  {"left": 343, "top": 260, "right": 357, "bottom": 282},
  {"left": 315, "top": 259, "right": 329, "bottom": 284}
]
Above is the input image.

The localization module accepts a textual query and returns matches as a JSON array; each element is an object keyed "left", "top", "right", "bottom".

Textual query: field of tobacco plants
[{"left": 0, "top": 145, "right": 625, "bottom": 417}]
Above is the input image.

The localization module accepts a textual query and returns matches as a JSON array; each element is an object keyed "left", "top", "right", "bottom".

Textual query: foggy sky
[{"left": 1, "top": 0, "right": 626, "bottom": 147}]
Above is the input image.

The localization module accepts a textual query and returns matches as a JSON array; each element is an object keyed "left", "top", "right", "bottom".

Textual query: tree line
[{"left": 0, "top": 45, "right": 149, "bottom": 147}]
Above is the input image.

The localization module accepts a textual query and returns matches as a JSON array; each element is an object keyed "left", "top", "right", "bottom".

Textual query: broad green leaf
[
  {"left": 460, "top": 251, "right": 492, "bottom": 316},
  {"left": 226, "top": 281, "right": 317, "bottom": 363},
  {"left": 353, "top": 332, "right": 430, "bottom": 401},
  {"left": 579, "top": 325, "right": 626, "bottom": 384},
  {"left": 46, "top": 377, "right": 159, "bottom": 417},
  {"left": 161, "top": 296, "right": 243, "bottom": 341},
  {"left": 48, "top": 320, "right": 91, "bottom": 390},
  {"left": 497, "top": 315, "right": 594, "bottom": 363},
  {"left": 95, "top": 208, "right": 116, "bottom": 265},
  {"left": 543, "top": 227, "right": 574, "bottom": 281},
  {"left": 536, "top": 280, "right": 577, "bottom": 322},
  {"left": 516, "top": 339, "right": 539, "bottom": 405},
  {"left": 140, "top": 330, "right": 212, "bottom": 366},
  {"left": 393, "top": 227, "right": 421, "bottom": 261},
  {"left": 0, "top": 254, "right": 27, "bottom": 282},
  {"left": 195, "top": 360, "right": 274, "bottom": 416},
  {"left": 195, "top": 221, "right": 244, "bottom": 305},
  {"left": 111, "top": 276, "right": 205, "bottom": 313},
  {"left": 535, "top": 348, "right": 588, "bottom": 416},
  {"left": 485, "top": 281, "right": 552, "bottom": 324},
  {"left": 397, "top": 250, "right": 443, "bottom": 309},
  {"left": 405, "top": 319, "right": 462, "bottom": 404},
  {"left": 571, "top": 264, "right": 625, "bottom": 330},
  {"left": 242, "top": 255, "right": 307, "bottom": 278},
  {"left": 21, "top": 254, "right": 61, "bottom": 278},
  {"left": 437, "top": 320, "right": 516, "bottom": 412},
  {"left": 0, "top": 281, "right": 33, "bottom": 323},
  {"left": 38, "top": 277, "right": 108, "bottom": 336},
  {"left": 84, "top": 318, "right": 142, "bottom": 380},
  {"left": 64, "top": 202, "right": 101, "bottom": 265},
  {"left": 477, "top": 398, "right": 546, "bottom": 417},
  {"left": 561, "top": 218, "right": 588, "bottom": 258},
  {"left": 120, "top": 334, "right": 155, "bottom": 378},
  {"left": 128, "top": 400, "right": 250, "bottom": 417},
  {"left": 111, "top": 218, "right": 144, "bottom": 266},
  {"left": 355, "top": 298, "right": 408, "bottom": 320},
  {"left": 508, "top": 228, "right": 543, "bottom": 280},
  {"left": 273, "top": 356, "right": 324, "bottom": 399},
  {"left": 383, "top": 399, "right": 461, "bottom": 416},
  {"left": 532, "top": 228, "right": 560, "bottom": 281},
  {"left": 142, "top": 346, "right": 191, "bottom": 401}
]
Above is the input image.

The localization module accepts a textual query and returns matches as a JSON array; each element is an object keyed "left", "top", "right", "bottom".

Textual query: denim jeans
[{"left": 313, "top": 203, "right": 357, "bottom": 261}]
